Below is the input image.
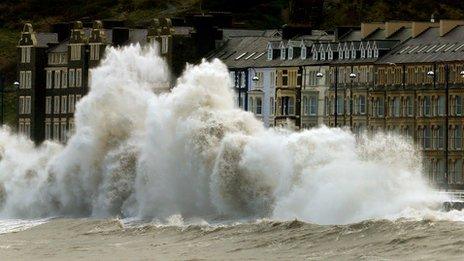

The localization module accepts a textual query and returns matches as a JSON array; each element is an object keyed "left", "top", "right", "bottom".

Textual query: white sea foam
[{"left": 0, "top": 43, "right": 460, "bottom": 225}]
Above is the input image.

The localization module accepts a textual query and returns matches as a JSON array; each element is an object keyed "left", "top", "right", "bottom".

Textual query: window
[
  {"left": 76, "top": 95, "right": 82, "bottom": 102},
  {"left": 267, "top": 47, "right": 273, "bottom": 60},
  {"left": 377, "top": 98, "right": 384, "bottom": 117},
  {"left": 249, "top": 97, "right": 254, "bottom": 113},
  {"left": 21, "top": 47, "right": 31, "bottom": 63},
  {"left": 301, "top": 46, "right": 307, "bottom": 59},
  {"left": 62, "top": 70, "right": 68, "bottom": 88},
  {"left": 46, "top": 71, "right": 52, "bottom": 89},
  {"left": 19, "top": 71, "right": 32, "bottom": 89},
  {"left": 424, "top": 96, "right": 431, "bottom": 116},
  {"left": 26, "top": 71, "right": 32, "bottom": 89},
  {"left": 90, "top": 44, "right": 100, "bottom": 60},
  {"left": 53, "top": 119, "right": 60, "bottom": 140},
  {"left": 69, "top": 118, "right": 75, "bottom": 135},
  {"left": 454, "top": 160, "right": 463, "bottom": 184},
  {"left": 18, "top": 96, "right": 24, "bottom": 114},
  {"left": 45, "top": 119, "right": 51, "bottom": 140},
  {"left": 438, "top": 126, "right": 444, "bottom": 149},
  {"left": 456, "top": 96, "right": 462, "bottom": 116},
  {"left": 19, "top": 71, "right": 31, "bottom": 89},
  {"left": 24, "top": 119, "right": 31, "bottom": 137},
  {"left": 60, "top": 119, "right": 67, "bottom": 143},
  {"left": 69, "top": 69, "right": 75, "bottom": 87},
  {"left": 70, "top": 45, "right": 81, "bottom": 60},
  {"left": 54, "top": 96, "right": 60, "bottom": 114},
  {"left": 24, "top": 96, "right": 31, "bottom": 114},
  {"left": 424, "top": 126, "right": 431, "bottom": 149},
  {"left": 54, "top": 70, "right": 61, "bottom": 89},
  {"left": 281, "top": 48, "right": 286, "bottom": 60},
  {"left": 288, "top": 47, "right": 293, "bottom": 60},
  {"left": 270, "top": 97, "right": 274, "bottom": 115},
  {"left": 76, "top": 69, "right": 82, "bottom": 87},
  {"left": 288, "top": 97, "right": 294, "bottom": 115},
  {"left": 359, "top": 95, "right": 366, "bottom": 115},
  {"left": 303, "top": 96, "right": 308, "bottom": 115},
  {"left": 161, "top": 36, "right": 169, "bottom": 54},
  {"left": 282, "top": 71, "right": 288, "bottom": 86},
  {"left": 61, "top": 96, "right": 67, "bottom": 114},
  {"left": 46, "top": 97, "right": 52, "bottom": 114},
  {"left": 393, "top": 97, "right": 400, "bottom": 117},
  {"left": 455, "top": 126, "right": 462, "bottom": 149},
  {"left": 438, "top": 96, "right": 445, "bottom": 116},
  {"left": 337, "top": 96, "right": 344, "bottom": 114},
  {"left": 256, "top": 97, "right": 262, "bottom": 115},
  {"left": 374, "top": 48, "right": 379, "bottom": 58},
  {"left": 19, "top": 71, "right": 25, "bottom": 89},
  {"left": 406, "top": 96, "right": 413, "bottom": 116},
  {"left": 328, "top": 51, "right": 333, "bottom": 60},
  {"left": 309, "top": 96, "right": 317, "bottom": 116},
  {"left": 69, "top": 95, "right": 75, "bottom": 113}
]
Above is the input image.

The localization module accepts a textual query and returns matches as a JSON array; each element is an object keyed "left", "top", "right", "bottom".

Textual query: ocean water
[{"left": 0, "top": 43, "right": 464, "bottom": 259}]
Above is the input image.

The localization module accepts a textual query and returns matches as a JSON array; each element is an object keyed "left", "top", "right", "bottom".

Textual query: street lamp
[
  {"left": 316, "top": 68, "right": 339, "bottom": 127},
  {"left": 252, "top": 74, "right": 260, "bottom": 82},
  {"left": 349, "top": 72, "right": 357, "bottom": 128},
  {"left": 427, "top": 64, "right": 449, "bottom": 190}
]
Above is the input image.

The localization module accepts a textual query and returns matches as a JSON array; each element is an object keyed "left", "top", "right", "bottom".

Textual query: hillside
[{"left": 3, "top": 0, "right": 464, "bottom": 83}]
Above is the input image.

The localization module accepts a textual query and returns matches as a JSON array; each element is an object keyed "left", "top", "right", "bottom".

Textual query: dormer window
[
  {"left": 288, "top": 46, "right": 293, "bottom": 60},
  {"left": 321, "top": 51, "right": 326, "bottom": 60},
  {"left": 367, "top": 48, "right": 372, "bottom": 58},
  {"left": 344, "top": 44, "right": 350, "bottom": 59},
  {"left": 311, "top": 45, "right": 318, "bottom": 60},
  {"left": 281, "top": 45, "right": 286, "bottom": 60},
  {"left": 359, "top": 42, "right": 365, "bottom": 59},
  {"left": 328, "top": 50, "right": 333, "bottom": 60},
  {"left": 351, "top": 48, "right": 356, "bottom": 59},
  {"left": 373, "top": 42, "right": 379, "bottom": 58},
  {"left": 267, "top": 46, "right": 273, "bottom": 60},
  {"left": 301, "top": 46, "right": 307, "bottom": 59}
]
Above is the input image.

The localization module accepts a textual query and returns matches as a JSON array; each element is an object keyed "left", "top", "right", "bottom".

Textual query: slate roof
[
  {"left": 36, "top": 33, "right": 58, "bottom": 47},
  {"left": 378, "top": 25, "right": 464, "bottom": 64}
]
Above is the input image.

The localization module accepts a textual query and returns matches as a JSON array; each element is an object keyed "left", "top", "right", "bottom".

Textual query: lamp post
[
  {"left": 349, "top": 72, "right": 357, "bottom": 128},
  {"left": 317, "top": 67, "right": 338, "bottom": 126},
  {"left": 427, "top": 64, "right": 449, "bottom": 190}
]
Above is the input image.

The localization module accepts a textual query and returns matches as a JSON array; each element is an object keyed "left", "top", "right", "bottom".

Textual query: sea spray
[{"left": 0, "top": 43, "right": 450, "bottom": 224}]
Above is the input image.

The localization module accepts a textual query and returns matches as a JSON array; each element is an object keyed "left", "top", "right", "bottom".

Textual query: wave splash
[{"left": 0, "top": 44, "right": 453, "bottom": 225}]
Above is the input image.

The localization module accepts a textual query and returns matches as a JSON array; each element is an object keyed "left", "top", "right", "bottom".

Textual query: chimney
[
  {"left": 385, "top": 21, "right": 412, "bottom": 38},
  {"left": 439, "top": 20, "right": 464, "bottom": 36},
  {"left": 361, "top": 22, "right": 385, "bottom": 39},
  {"left": 52, "top": 22, "right": 71, "bottom": 42},
  {"left": 412, "top": 21, "right": 438, "bottom": 38},
  {"left": 112, "top": 27, "right": 129, "bottom": 46},
  {"left": 282, "top": 24, "right": 312, "bottom": 40}
]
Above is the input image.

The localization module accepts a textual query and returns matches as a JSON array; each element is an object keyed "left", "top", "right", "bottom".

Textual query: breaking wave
[{"left": 0, "top": 43, "right": 456, "bottom": 225}]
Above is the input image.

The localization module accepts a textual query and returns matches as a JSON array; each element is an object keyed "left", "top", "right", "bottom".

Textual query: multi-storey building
[
  {"left": 377, "top": 20, "right": 464, "bottom": 189},
  {"left": 17, "top": 16, "right": 224, "bottom": 144},
  {"left": 18, "top": 23, "right": 58, "bottom": 142},
  {"left": 211, "top": 20, "right": 464, "bottom": 189}
]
